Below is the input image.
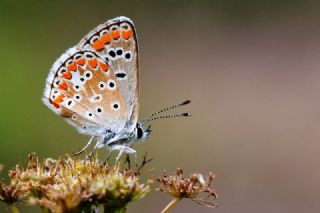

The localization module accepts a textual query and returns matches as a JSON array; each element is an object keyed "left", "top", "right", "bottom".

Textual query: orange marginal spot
[
  {"left": 100, "top": 62, "right": 109, "bottom": 72},
  {"left": 62, "top": 71, "right": 72, "bottom": 80},
  {"left": 52, "top": 94, "right": 65, "bottom": 107},
  {"left": 111, "top": 30, "right": 120, "bottom": 40},
  {"left": 122, "top": 29, "right": 133, "bottom": 40},
  {"left": 92, "top": 39, "right": 105, "bottom": 51},
  {"left": 53, "top": 102, "right": 60, "bottom": 109},
  {"left": 50, "top": 99, "right": 60, "bottom": 109},
  {"left": 55, "top": 94, "right": 65, "bottom": 104},
  {"left": 122, "top": 31, "right": 129, "bottom": 40},
  {"left": 67, "top": 63, "right": 77, "bottom": 72},
  {"left": 88, "top": 58, "right": 98, "bottom": 68},
  {"left": 58, "top": 82, "right": 68, "bottom": 90},
  {"left": 76, "top": 58, "right": 86, "bottom": 66},
  {"left": 101, "top": 34, "right": 111, "bottom": 44}
]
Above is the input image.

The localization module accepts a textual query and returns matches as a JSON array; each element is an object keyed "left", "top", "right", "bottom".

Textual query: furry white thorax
[{"left": 94, "top": 123, "right": 151, "bottom": 149}]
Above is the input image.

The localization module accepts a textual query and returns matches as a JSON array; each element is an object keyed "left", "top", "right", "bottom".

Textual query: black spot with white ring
[
  {"left": 66, "top": 99, "right": 75, "bottom": 108},
  {"left": 74, "top": 94, "right": 81, "bottom": 101},
  {"left": 125, "top": 52, "right": 131, "bottom": 60},
  {"left": 98, "top": 82, "right": 106, "bottom": 90},
  {"left": 100, "top": 29, "right": 108, "bottom": 36},
  {"left": 107, "top": 79, "right": 116, "bottom": 91},
  {"left": 87, "top": 111, "right": 93, "bottom": 118},
  {"left": 74, "top": 54, "right": 82, "bottom": 60},
  {"left": 54, "top": 79, "right": 61, "bottom": 87},
  {"left": 110, "top": 26, "right": 118, "bottom": 31},
  {"left": 116, "top": 49, "right": 123, "bottom": 56},
  {"left": 111, "top": 102, "right": 120, "bottom": 111},
  {"left": 120, "top": 23, "right": 129, "bottom": 30},
  {"left": 109, "top": 50, "right": 116, "bottom": 58},
  {"left": 84, "top": 71, "right": 93, "bottom": 80},
  {"left": 74, "top": 85, "right": 81, "bottom": 91},
  {"left": 67, "top": 100, "right": 73, "bottom": 106},
  {"left": 96, "top": 107, "right": 103, "bottom": 114},
  {"left": 84, "top": 52, "right": 94, "bottom": 59},
  {"left": 90, "top": 36, "right": 99, "bottom": 45},
  {"left": 58, "top": 67, "right": 67, "bottom": 75},
  {"left": 51, "top": 90, "right": 59, "bottom": 99},
  {"left": 115, "top": 72, "right": 127, "bottom": 79},
  {"left": 66, "top": 59, "right": 73, "bottom": 66},
  {"left": 113, "top": 104, "right": 119, "bottom": 110},
  {"left": 71, "top": 114, "right": 77, "bottom": 120}
]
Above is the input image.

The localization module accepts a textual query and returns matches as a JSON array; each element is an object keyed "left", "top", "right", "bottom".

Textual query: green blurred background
[{"left": 1, "top": 0, "right": 320, "bottom": 212}]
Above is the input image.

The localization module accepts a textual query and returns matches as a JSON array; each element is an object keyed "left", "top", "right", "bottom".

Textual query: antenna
[
  {"left": 140, "top": 100, "right": 191, "bottom": 124},
  {"left": 141, "top": 112, "right": 191, "bottom": 124}
]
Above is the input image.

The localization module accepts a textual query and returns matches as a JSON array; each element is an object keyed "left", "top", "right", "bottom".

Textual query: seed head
[
  {"left": 0, "top": 153, "right": 152, "bottom": 213},
  {"left": 157, "top": 168, "right": 217, "bottom": 208}
]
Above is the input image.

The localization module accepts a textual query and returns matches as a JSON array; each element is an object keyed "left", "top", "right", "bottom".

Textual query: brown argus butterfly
[{"left": 42, "top": 16, "right": 190, "bottom": 162}]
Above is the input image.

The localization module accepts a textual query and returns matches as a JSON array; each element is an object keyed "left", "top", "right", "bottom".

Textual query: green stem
[
  {"left": 160, "top": 197, "right": 182, "bottom": 213},
  {"left": 9, "top": 205, "right": 20, "bottom": 213}
]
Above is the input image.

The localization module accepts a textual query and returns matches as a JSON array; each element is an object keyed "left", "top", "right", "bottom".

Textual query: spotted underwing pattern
[
  {"left": 42, "top": 16, "right": 191, "bottom": 161},
  {"left": 43, "top": 17, "right": 139, "bottom": 136}
]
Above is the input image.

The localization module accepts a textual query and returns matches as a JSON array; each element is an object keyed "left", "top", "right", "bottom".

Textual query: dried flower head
[
  {"left": 0, "top": 153, "right": 153, "bottom": 213},
  {"left": 157, "top": 168, "right": 217, "bottom": 212},
  {"left": 0, "top": 163, "right": 30, "bottom": 204}
]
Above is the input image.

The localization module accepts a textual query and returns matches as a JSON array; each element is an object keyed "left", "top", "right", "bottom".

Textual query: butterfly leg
[
  {"left": 104, "top": 149, "right": 113, "bottom": 163},
  {"left": 74, "top": 136, "right": 95, "bottom": 155},
  {"left": 115, "top": 149, "right": 125, "bottom": 164},
  {"left": 129, "top": 147, "right": 138, "bottom": 166},
  {"left": 108, "top": 145, "right": 137, "bottom": 164},
  {"left": 94, "top": 131, "right": 116, "bottom": 149}
]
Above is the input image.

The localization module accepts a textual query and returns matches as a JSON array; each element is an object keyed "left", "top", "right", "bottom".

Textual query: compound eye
[{"left": 137, "top": 125, "right": 144, "bottom": 139}]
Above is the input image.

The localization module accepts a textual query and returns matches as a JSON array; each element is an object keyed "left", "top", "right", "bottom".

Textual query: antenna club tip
[
  {"left": 182, "top": 112, "right": 191, "bottom": 117},
  {"left": 182, "top": 100, "right": 191, "bottom": 105}
]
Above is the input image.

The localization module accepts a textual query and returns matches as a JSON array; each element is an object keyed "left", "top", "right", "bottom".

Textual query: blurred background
[{"left": 1, "top": 0, "right": 320, "bottom": 212}]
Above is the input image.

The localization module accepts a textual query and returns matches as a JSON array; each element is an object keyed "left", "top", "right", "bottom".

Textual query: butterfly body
[
  {"left": 94, "top": 123, "right": 151, "bottom": 148},
  {"left": 43, "top": 16, "right": 190, "bottom": 161}
]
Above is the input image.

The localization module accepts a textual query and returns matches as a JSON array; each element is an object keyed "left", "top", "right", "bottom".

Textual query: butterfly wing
[
  {"left": 42, "top": 47, "right": 128, "bottom": 136},
  {"left": 78, "top": 16, "right": 139, "bottom": 133}
]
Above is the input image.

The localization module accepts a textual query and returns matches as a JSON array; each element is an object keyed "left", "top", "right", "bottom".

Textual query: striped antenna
[
  {"left": 141, "top": 112, "right": 191, "bottom": 124},
  {"left": 140, "top": 100, "right": 191, "bottom": 124}
]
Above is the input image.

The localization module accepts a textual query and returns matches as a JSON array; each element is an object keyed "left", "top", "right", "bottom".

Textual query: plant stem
[
  {"left": 9, "top": 205, "right": 20, "bottom": 213},
  {"left": 160, "top": 197, "right": 182, "bottom": 213}
]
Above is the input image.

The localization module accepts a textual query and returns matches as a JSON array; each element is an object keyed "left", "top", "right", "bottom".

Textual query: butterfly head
[{"left": 134, "top": 123, "right": 152, "bottom": 143}]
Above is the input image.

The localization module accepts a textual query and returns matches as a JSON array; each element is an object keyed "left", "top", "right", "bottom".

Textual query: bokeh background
[{"left": 1, "top": 0, "right": 320, "bottom": 212}]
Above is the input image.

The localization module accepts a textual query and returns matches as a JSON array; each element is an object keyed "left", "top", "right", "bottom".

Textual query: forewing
[
  {"left": 42, "top": 47, "right": 127, "bottom": 136},
  {"left": 78, "top": 16, "right": 139, "bottom": 132}
]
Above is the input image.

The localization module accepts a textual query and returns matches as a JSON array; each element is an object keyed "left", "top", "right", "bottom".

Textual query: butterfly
[{"left": 42, "top": 16, "right": 191, "bottom": 162}]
